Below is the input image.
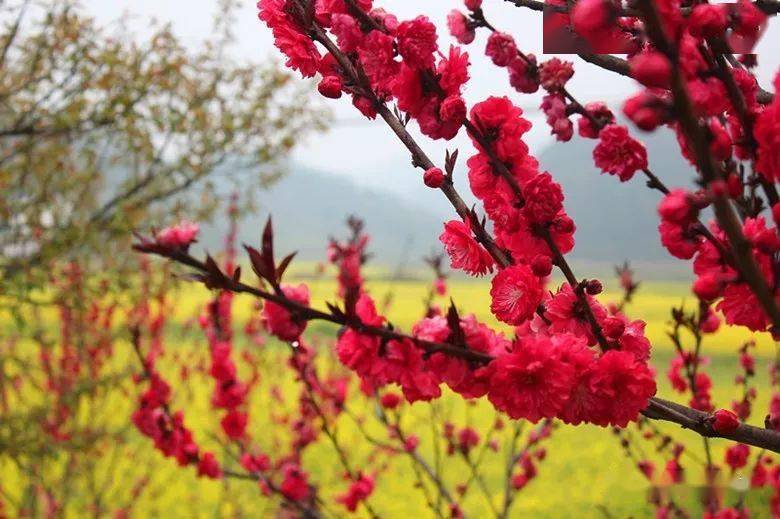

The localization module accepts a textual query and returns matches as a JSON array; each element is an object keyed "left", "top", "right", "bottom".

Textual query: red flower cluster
[
  {"left": 467, "top": 97, "right": 576, "bottom": 273},
  {"left": 258, "top": 0, "right": 321, "bottom": 77},
  {"left": 755, "top": 73, "right": 780, "bottom": 182},
  {"left": 246, "top": 0, "right": 780, "bottom": 463},
  {"left": 336, "top": 473, "right": 375, "bottom": 512},
  {"left": 337, "top": 294, "right": 440, "bottom": 402},
  {"left": 487, "top": 334, "right": 655, "bottom": 426},
  {"left": 262, "top": 0, "right": 476, "bottom": 140},
  {"left": 133, "top": 372, "right": 221, "bottom": 480},
  {"left": 657, "top": 184, "right": 779, "bottom": 333},
  {"left": 201, "top": 292, "right": 250, "bottom": 439}
]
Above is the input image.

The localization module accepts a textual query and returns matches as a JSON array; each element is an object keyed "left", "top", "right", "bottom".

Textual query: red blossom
[
  {"left": 571, "top": 0, "right": 615, "bottom": 43},
  {"left": 629, "top": 51, "right": 671, "bottom": 89},
  {"left": 717, "top": 282, "right": 771, "bottom": 332},
  {"left": 725, "top": 443, "right": 750, "bottom": 471},
  {"left": 568, "top": 350, "right": 656, "bottom": 427},
  {"left": 593, "top": 124, "right": 648, "bottom": 181},
  {"left": 220, "top": 409, "right": 248, "bottom": 439},
  {"left": 336, "top": 474, "right": 375, "bottom": 512},
  {"left": 155, "top": 221, "right": 199, "bottom": 249},
  {"left": 447, "top": 10, "right": 475, "bottom": 44},
  {"left": 396, "top": 16, "right": 438, "bottom": 70},
  {"left": 733, "top": 0, "right": 767, "bottom": 39},
  {"left": 658, "top": 220, "right": 701, "bottom": 260},
  {"left": 379, "top": 392, "right": 402, "bottom": 409},
  {"left": 485, "top": 32, "right": 517, "bottom": 67},
  {"left": 487, "top": 336, "right": 577, "bottom": 422},
  {"left": 336, "top": 294, "right": 385, "bottom": 379},
  {"left": 755, "top": 82, "right": 780, "bottom": 182},
  {"left": 508, "top": 56, "right": 540, "bottom": 94},
  {"left": 262, "top": 284, "right": 311, "bottom": 341},
  {"left": 439, "top": 219, "right": 495, "bottom": 276},
  {"left": 457, "top": 427, "right": 480, "bottom": 454},
  {"left": 280, "top": 464, "right": 311, "bottom": 501},
  {"left": 489, "top": 264, "right": 544, "bottom": 325},
  {"left": 538, "top": 58, "right": 573, "bottom": 91},
  {"left": 623, "top": 91, "right": 671, "bottom": 131},
  {"left": 197, "top": 452, "right": 222, "bottom": 479},
  {"left": 541, "top": 93, "right": 573, "bottom": 142},
  {"left": 257, "top": 0, "right": 321, "bottom": 77},
  {"left": 658, "top": 189, "right": 695, "bottom": 224},
  {"left": 711, "top": 409, "right": 740, "bottom": 434},
  {"left": 544, "top": 284, "right": 608, "bottom": 346},
  {"left": 577, "top": 102, "right": 613, "bottom": 139},
  {"left": 688, "top": 4, "right": 729, "bottom": 38},
  {"left": 521, "top": 172, "right": 564, "bottom": 225}
]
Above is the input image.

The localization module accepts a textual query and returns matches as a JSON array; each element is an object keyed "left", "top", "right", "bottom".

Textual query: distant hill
[
  {"left": 197, "top": 121, "right": 697, "bottom": 280},
  {"left": 196, "top": 165, "right": 444, "bottom": 269},
  {"left": 537, "top": 121, "right": 697, "bottom": 270}
]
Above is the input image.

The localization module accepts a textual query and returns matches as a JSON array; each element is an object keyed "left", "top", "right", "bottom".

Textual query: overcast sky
[{"left": 82, "top": 0, "right": 780, "bottom": 192}]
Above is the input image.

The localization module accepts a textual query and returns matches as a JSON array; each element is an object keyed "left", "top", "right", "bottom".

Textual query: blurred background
[{"left": 1, "top": 0, "right": 779, "bottom": 517}]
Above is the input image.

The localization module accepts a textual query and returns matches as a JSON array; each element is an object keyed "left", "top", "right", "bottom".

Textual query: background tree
[
  {"left": 0, "top": 0, "right": 327, "bottom": 300},
  {"left": 0, "top": 1, "right": 324, "bottom": 514}
]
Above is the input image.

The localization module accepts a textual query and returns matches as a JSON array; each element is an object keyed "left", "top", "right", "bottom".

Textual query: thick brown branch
[
  {"left": 138, "top": 242, "right": 780, "bottom": 454},
  {"left": 645, "top": 397, "right": 780, "bottom": 453}
]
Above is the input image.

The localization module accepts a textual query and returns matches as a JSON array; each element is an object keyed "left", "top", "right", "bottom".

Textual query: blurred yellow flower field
[{"left": 1, "top": 274, "right": 775, "bottom": 517}]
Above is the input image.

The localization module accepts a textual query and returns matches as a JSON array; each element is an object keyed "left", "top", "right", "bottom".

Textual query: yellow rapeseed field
[{"left": 1, "top": 274, "right": 775, "bottom": 517}]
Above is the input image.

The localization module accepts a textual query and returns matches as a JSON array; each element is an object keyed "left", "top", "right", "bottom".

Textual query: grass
[{"left": 1, "top": 275, "right": 776, "bottom": 517}]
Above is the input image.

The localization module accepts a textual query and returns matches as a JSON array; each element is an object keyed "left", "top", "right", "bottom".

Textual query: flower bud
[
  {"left": 317, "top": 76, "right": 343, "bottom": 99},
  {"left": 693, "top": 272, "right": 722, "bottom": 301},
  {"left": 423, "top": 167, "right": 445, "bottom": 188},
  {"left": 630, "top": 51, "right": 671, "bottom": 88},
  {"left": 726, "top": 173, "right": 743, "bottom": 198},
  {"left": 380, "top": 392, "right": 402, "bottom": 409},
  {"left": 710, "top": 409, "right": 740, "bottom": 434},
  {"left": 602, "top": 316, "right": 625, "bottom": 339},
  {"left": 688, "top": 4, "right": 729, "bottom": 38},
  {"left": 554, "top": 215, "right": 575, "bottom": 234},
  {"left": 531, "top": 255, "right": 553, "bottom": 277},
  {"left": 585, "top": 279, "right": 603, "bottom": 295},
  {"left": 439, "top": 95, "right": 467, "bottom": 123},
  {"left": 571, "top": 0, "right": 615, "bottom": 42}
]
